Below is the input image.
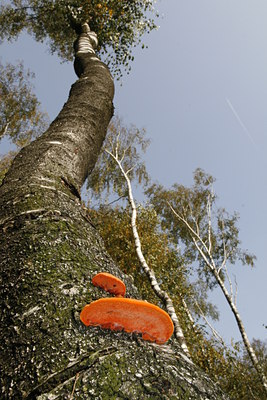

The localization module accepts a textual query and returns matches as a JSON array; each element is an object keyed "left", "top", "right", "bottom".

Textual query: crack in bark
[
  {"left": 61, "top": 176, "right": 81, "bottom": 200},
  {"left": 25, "top": 347, "right": 117, "bottom": 399},
  {"left": 0, "top": 208, "right": 69, "bottom": 232}
]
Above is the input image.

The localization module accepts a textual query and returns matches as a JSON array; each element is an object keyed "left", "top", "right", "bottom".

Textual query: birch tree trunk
[{"left": 0, "top": 30, "right": 229, "bottom": 399}]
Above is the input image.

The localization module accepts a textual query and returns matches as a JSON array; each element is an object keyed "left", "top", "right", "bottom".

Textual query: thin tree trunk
[
  {"left": 105, "top": 148, "right": 191, "bottom": 358},
  {"left": 169, "top": 204, "right": 267, "bottom": 394}
]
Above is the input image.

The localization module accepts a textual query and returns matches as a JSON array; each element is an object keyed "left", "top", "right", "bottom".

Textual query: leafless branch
[
  {"left": 195, "top": 301, "right": 226, "bottom": 347},
  {"left": 207, "top": 194, "right": 212, "bottom": 254},
  {"left": 234, "top": 274, "right": 238, "bottom": 306},
  {"left": 1, "top": 122, "right": 10, "bottom": 138},
  {"left": 224, "top": 264, "right": 233, "bottom": 301},
  {"left": 168, "top": 203, "right": 216, "bottom": 272}
]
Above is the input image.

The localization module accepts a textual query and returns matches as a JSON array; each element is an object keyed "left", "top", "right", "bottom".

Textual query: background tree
[
  {"left": 0, "top": 60, "right": 48, "bottom": 184},
  {"left": 87, "top": 115, "right": 150, "bottom": 202},
  {"left": 146, "top": 169, "right": 256, "bottom": 285},
  {"left": 146, "top": 169, "right": 267, "bottom": 393},
  {"left": 0, "top": 60, "right": 48, "bottom": 145},
  {"left": 103, "top": 129, "right": 192, "bottom": 356}
]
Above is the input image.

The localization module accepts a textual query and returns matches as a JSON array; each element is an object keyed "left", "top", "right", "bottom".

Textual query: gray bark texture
[{"left": 0, "top": 45, "right": 229, "bottom": 399}]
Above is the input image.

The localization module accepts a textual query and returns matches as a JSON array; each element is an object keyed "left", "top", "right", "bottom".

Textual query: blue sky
[{"left": 1, "top": 0, "right": 267, "bottom": 345}]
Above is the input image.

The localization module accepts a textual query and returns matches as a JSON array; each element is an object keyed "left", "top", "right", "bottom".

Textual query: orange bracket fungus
[
  {"left": 92, "top": 272, "right": 126, "bottom": 297},
  {"left": 80, "top": 298, "right": 174, "bottom": 344}
]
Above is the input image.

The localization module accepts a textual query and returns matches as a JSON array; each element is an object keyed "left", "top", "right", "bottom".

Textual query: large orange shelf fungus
[
  {"left": 80, "top": 298, "right": 174, "bottom": 344},
  {"left": 92, "top": 272, "right": 126, "bottom": 297}
]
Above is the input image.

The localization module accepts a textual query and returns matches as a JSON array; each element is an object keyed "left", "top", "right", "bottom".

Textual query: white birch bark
[{"left": 105, "top": 148, "right": 191, "bottom": 357}]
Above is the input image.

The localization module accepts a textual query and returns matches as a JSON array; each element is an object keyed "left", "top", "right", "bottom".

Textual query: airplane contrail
[{"left": 225, "top": 97, "right": 257, "bottom": 148}]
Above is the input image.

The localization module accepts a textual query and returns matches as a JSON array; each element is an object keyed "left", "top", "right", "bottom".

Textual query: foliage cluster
[
  {"left": 191, "top": 338, "right": 267, "bottom": 400},
  {"left": 0, "top": 60, "right": 48, "bottom": 146},
  {"left": 0, "top": 60, "right": 48, "bottom": 185},
  {"left": 87, "top": 116, "right": 150, "bottom": 202},
  {"left": 0, "top": 0, "right": 158, "bottom": 77},
  {"left": 90, "top": 204, "right": 190, "bottom": 307}
]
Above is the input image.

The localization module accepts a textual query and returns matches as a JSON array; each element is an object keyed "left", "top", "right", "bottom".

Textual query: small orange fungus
[
  {"left": 80, "top": 298, "right": 174, "bottom": 344},
  {"left": 92, "top": 272, "right": 126, "bottom": 297}
]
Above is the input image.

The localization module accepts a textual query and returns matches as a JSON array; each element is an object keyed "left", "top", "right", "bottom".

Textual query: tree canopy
[
  {"left": 0, "top": 59, "right": 48, "bottom": 185},
  {"left": 146, "top": 169, "right": 256, "bottom": 289},
  {"left": 0, "top": 60, "right": 48, "bottom": 146},
  {"left": 86, "top": 115, "right": 150, "bottom": 203},
  {"left": 0, "top": 0, "right": 158, "bottom": 77}
]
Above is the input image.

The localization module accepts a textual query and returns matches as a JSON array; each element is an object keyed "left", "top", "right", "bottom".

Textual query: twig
[
  {"left": 234, "top": 274, "right": 238, "bottom": 306},
  {"left": 195, "top": 301, "right": 226, "bottom": 346},
  {"left": 207, "top": 194, "right": 212, "bottom": 254},
  {"left": 70, "top": 373, "right": 80, "bottom": 400}
]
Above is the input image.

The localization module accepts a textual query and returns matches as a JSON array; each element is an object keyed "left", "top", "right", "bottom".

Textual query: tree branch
[{"left": 168, "top": 203, "right": 216, "bottom": 272}]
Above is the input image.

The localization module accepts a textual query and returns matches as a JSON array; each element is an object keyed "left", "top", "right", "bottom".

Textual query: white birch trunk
[{"left": 106, "top": 149, "right": 191, "bottom": 358}]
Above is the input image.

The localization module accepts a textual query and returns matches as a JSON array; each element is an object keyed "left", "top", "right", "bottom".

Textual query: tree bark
[{"left": 0, "top": 37, "right": 229, "bottom": 399}]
